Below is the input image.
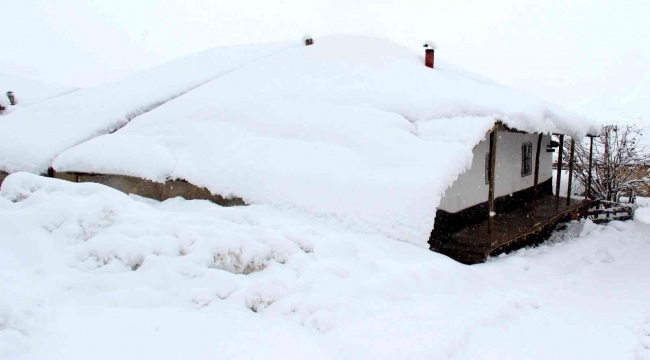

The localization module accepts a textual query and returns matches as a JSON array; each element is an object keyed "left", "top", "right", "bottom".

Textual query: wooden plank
[
  {"left": 587, "top": 136, "right": 593, "bottom": 199},
  {"left": 495, "top": 121, "right": 528, "bottom": 134},
  {"left": 447, "top": 199, "right": 583, "bottom": 262},
  {"left": 487, "top": 128, "right": 498, "bottom": 235},
  {"left": 592, "top": 216, "right": 632, "bottom": 224},
  {"left": 555, "top": 135, "right": 564, "bottom": 206},
  {"left": 451, "top": 196, "right": 583, "bottom": 250},
  {"left": 531, "top": 133, "right": 544, "bottom": 215},
  {"left": 0, "top": 170, "right": 9, "bottom": 187},
  {"left": 566, "top": 138, "right": 575, "bottom": 206},
  {"left": 583, "top": 209, "right": 632, "bottom": 216},
  {"left": 499, "top": 211, "right": 573, "bottom": 248}
]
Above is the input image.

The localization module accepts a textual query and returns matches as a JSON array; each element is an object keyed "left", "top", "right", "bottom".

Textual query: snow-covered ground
[{"left": 2, "top": 173, "right": 650, "bottom": 360}]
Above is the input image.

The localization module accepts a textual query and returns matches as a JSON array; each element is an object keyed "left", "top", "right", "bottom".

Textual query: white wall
[{"left": 438, "top": 132, "right": 553, "bottom": 213}]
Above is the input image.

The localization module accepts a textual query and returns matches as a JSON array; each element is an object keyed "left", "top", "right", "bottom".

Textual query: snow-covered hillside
[
  {"left": 0, "top": 73, "right": 73, "bottom": 108},
  {"left": 1, "top": 173, "right": 650, "bottom": 360}
]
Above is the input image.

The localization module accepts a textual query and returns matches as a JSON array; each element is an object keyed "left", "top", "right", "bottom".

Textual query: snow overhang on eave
[{"left": 492, "top": 120, "right": 601, "bottom": 139}]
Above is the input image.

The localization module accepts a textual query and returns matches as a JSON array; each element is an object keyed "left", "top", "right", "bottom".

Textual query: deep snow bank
[
  {"left": 0, "top": 41, "right": 298, "bottom": 175},
  {"left": 2, "top": 173, "right": 650, "bottom": 360},
  {"left": 54, "top": 35, "right": 598, "bottom": 245},
  {"left": 0, "top": 173, "right": 451, "bottom": 358}
]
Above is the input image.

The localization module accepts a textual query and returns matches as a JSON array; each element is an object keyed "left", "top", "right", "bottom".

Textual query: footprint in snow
[
  {"left": 636, "top": 315, "right": 650, "bottom": 360},
  {"left": 595, "top": 248, "right": 615, "bottom": 263},
  {"left": 582, "top": 249, "right": 616, "bottom": 264}
]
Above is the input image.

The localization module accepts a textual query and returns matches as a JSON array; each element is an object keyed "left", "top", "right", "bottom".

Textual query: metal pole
[
  {"left": 586, "top": 136, "right": 593, "bottom": 200},
  {"left": 566, "top": 138, "right": 575, "bottom": 206},
  {"left": 532, "top": 134, "right": 544, "bottom": 215},
  {"left": 555, "top": 135, "right": 564, "bottom": 206}
]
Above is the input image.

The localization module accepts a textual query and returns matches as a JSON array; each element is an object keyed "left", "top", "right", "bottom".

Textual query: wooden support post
[
  {"left": 487, "top": 128, "right": 498, "bottom": 235},
  {"left": 555, "top": 135, "right": 564, "bottom": 206},
  {"left": 566, "top": 138, "right": 575, "bottom": 206},
  {"left": 531, "top": 133, "right": 544, "bottom": 215},
  {"left": 586, "top": 136, "right": 593, "bottom": 200}
]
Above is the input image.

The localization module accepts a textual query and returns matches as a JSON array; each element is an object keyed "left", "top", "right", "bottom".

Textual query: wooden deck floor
[{"left": 436, "top": 196, "right": 584, "bottom": 264}]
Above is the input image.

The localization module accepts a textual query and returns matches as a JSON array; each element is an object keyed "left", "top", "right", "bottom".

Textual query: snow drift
[{"left": 1, "top": 173, "right": 649, "bottom": 360}]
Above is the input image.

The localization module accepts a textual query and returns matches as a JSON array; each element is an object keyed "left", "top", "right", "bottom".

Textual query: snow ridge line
[{"left": 110, "top": 43, "right": 303, "bottom": 134}]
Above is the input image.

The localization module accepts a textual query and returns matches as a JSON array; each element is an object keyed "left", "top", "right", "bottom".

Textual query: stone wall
[{"left": 54, "top": 172, "right": 245, "bottom": 206}]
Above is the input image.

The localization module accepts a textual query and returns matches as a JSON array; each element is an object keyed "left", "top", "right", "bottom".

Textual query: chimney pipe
[
  {"left": 423, "top": 41, "right": 437, "bottom": 69},
  {"left": 7, "top": 91, "right": 15, "bottom": 106},
  {"left": 303, "top": 34, "right": 313, "bottom": 46},
  {"left": 425, "top": 49, "right": 434, "bottom": 68}
]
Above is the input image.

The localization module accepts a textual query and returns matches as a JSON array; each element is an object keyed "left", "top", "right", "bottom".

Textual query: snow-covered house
[{"left": 0, "top": 36, "right": 599, "bottom": 263}]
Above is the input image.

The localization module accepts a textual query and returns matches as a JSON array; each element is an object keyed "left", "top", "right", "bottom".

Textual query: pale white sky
[{"left": 2, "top": 0, "right": 649, "bottom": 122}]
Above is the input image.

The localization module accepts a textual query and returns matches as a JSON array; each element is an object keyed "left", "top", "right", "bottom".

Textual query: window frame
[
  {"left": 484, "top": 152, "right": 490, "bottom": 185},
  {"left": 521, "top": 142, "right": 533, "bottom": 177}
]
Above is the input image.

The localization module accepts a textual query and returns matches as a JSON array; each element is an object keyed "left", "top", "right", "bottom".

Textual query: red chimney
[{"left": 423, "top": 41, "right": 437, "bottom": 69}]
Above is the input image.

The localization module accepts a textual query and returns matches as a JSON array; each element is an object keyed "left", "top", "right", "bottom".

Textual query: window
[
  {"left": 484, "top": 152, "right": 490, "bottom": 185},
  {"left": 521, "top": 142, "right": 533, "bottom": 177}
]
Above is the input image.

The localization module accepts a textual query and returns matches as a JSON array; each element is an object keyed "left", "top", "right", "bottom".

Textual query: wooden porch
[
  {"left": 433, "top": 196, "right": 584, "bottom": 264},
  {"left": 430, "top": 123, "right": 598, "bottom": 264}
]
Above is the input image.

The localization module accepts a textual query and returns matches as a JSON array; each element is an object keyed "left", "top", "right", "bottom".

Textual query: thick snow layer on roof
[
  {"left": 0, "top": 41, "right": 298, "bottom": 174},
  {"left": 53, "top": 35, "right": 598, "bottom": 245},
  {"left": 0, "top": 72, "right": 74, "bottom": 108}
]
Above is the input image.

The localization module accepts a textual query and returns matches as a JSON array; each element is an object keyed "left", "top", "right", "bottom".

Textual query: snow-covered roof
[
  {"left": 33, "top": 35, "right": 602, "bottom": 245},
  {"left": 0, "top": 72, "right": 74, "bottom": 108},
  {"left": 0, "top": 41, "right": 298, "bottom": 174}
]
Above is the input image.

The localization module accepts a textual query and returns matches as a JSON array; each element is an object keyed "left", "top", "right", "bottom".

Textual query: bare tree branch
[{"left": 559, "top": 124, "right": 650, "bottom": 202}]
